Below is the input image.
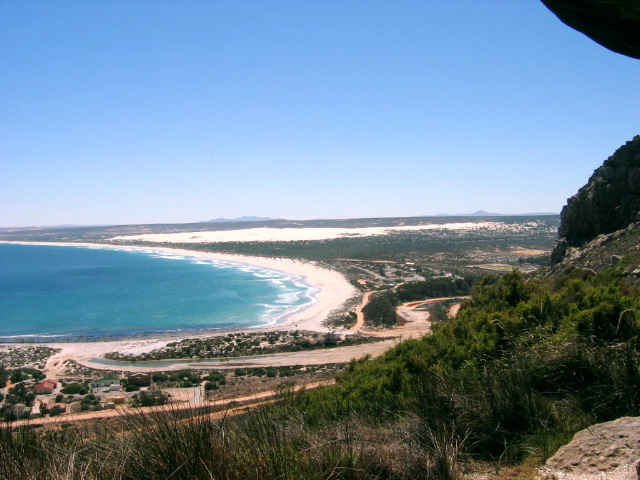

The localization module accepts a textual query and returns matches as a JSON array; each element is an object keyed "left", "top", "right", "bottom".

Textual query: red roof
[{"left": 35, "top": 380, "right": 57, "bottom": 391}]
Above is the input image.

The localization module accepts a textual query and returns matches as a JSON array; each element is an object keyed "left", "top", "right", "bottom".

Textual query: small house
[{"left": 34, "top": 379, "right": 57, "bottom": 395}]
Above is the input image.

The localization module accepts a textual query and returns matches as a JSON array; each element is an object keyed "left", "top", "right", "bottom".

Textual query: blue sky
[{"left": 1, "top": 1, "right": 639, "bottom": 227}]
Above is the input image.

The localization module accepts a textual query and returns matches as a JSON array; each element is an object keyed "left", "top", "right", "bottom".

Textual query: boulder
[{"left": 541, "top": 416, "right": 640, "bottom": 479}]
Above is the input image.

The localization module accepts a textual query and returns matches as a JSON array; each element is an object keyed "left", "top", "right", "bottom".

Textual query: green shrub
[
  {"left": 362, "top": 290, "right": 399, "bottom": 327},
  {"left": 61, "top": 383, "right": 88, "bottom": 395}
]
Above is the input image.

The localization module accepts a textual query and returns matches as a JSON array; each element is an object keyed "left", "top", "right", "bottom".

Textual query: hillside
[
  {"left": 548, "top": 221, "right": 640, "bottom": 274},
  {"left": 298, "top": 136, "right": 640, "bottom": 474},
  {"left": 282, "top": 136, "right": 640, "bottom": 476}
]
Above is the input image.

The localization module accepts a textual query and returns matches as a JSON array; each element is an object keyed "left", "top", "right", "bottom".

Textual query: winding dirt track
[{"left": 350, "top": 291, "right": 374, "bottom": 333}]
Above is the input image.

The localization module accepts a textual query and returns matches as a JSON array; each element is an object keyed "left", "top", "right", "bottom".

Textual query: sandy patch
[
  {"left": 449, "top": 303, "right": 463, "bottom": 317},
  {"left": 109, "top": 223, "right": 501, "bottom": 243},
  {"left": 510, "top": 248, "right": 548, "bottom": 255}
]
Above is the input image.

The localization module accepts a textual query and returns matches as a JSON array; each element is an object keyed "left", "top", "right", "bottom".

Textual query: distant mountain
[
  {"left": 467, "top": 210, "right": 503, "bottom": 216},
  {"left": 435, "top": 211, "right": 557, "bottom": 217},
  {"left": 200, "top": 216, "right": 279, "bottom": 223}
]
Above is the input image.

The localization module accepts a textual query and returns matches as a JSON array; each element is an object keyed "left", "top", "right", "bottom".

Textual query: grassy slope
[{"left": 302, "top": 265, "right": 640, "bottom": 463}]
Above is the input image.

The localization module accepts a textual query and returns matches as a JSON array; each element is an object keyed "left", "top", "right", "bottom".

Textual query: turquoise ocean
[{"left": 0, "top": 244, "right": 315, "bottom": 340}]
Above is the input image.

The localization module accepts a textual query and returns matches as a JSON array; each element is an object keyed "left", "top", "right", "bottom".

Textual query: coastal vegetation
[
  {"left": 104, "top": 331, "right": 386, "bottom": 362},
  {"left": 0, "top": 203, "right": 628, "bottom": 477},
  {"left": 0, "top": 217, "right": 578, "bottom": 478},
  {"left": 0, "top": 346, "right": 60, "bottom": 369},
  {"left": 299, "top": 265, "right": 640, "bottom": 464},
  {"left": 157, "top": 218, "right": 557, "bottom": 267},
  {"left": 0, "top": 216, "right": 557, "bottom": 278},
  {"left": 6, "top": 367, "right": 45, "bottom": 384}
]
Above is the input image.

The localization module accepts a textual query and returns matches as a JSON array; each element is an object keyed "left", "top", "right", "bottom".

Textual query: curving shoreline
[
  {"left": 0, "top": 241, "right": 358, "bottom": 333},
  {"left": 0, "top": 242, "right": 359, "bottom": 374}
]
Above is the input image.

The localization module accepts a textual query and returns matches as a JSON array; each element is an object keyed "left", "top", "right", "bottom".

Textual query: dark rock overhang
[{"left": 540, "top": 0, "right": 640, "bottom": 59}]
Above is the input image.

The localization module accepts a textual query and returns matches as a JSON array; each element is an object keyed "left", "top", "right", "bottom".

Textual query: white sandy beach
[{"left": 0, "top": 242, "right": 359, "bottom": 375}]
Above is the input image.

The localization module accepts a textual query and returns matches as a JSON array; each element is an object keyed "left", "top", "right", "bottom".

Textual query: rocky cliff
[{"left": 551, "top": 135, "right": 640, "bottom": 264}]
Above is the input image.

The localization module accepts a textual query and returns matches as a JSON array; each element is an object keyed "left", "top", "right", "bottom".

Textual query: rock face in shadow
[
  {"left": 551, "top": 136, "right": 640, "bottom": 264},
  {"left": 540, "top": 0, "right": 640, "bottom": 59}
]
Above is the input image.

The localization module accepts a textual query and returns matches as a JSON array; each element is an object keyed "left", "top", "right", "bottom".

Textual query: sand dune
[{"left": 110, "top": 223, "right": 500, "bottom": 243}]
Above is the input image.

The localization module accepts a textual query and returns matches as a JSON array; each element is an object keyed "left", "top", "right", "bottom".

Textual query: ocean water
[{"left": 0, "top": 244, "right": 315, "bottom": 340}]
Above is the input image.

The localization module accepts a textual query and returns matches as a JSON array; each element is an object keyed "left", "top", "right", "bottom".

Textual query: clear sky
[{"left": 1, "top": 1, "right": 639, "bottom": 227}]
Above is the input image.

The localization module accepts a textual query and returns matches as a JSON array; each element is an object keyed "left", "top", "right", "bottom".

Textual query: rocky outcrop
[
  {"left": 551, "top": 136, "right": 640, "bottom": 264},
  {"left": 540, "top": 0, "right": 640, "bottom": 60},
  {"left": 548, "top": 221, "right": 640, "bottom": 274},
  {"left": 540, "top": 416, "right": 640, "bottom": 479}
]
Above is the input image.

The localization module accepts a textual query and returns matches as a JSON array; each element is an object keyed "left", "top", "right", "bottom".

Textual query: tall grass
[{"left": 0, "top": 398, "right": 466, "bottom": 480}]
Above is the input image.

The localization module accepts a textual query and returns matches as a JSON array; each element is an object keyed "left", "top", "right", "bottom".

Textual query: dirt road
[{"left": 3, "top": 380, "right": 333, "bottom": 429}]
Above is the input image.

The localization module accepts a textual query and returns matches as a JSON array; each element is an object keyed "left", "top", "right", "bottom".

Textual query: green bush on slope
[{"left": 302, "top": 267, "right": 640, "bottom": 460}]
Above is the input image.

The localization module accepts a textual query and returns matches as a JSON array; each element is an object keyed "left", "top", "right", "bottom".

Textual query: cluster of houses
[
  {"left": 3, "top": 372, "right": 157, "bottom": 418},
  {"left": 340, "top": 259, "right": 426, "bottom": 286}
]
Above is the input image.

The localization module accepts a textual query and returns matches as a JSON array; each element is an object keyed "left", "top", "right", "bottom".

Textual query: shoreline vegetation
[{"left": 103, "top": 330, "right": 389, "bottom": 362}]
